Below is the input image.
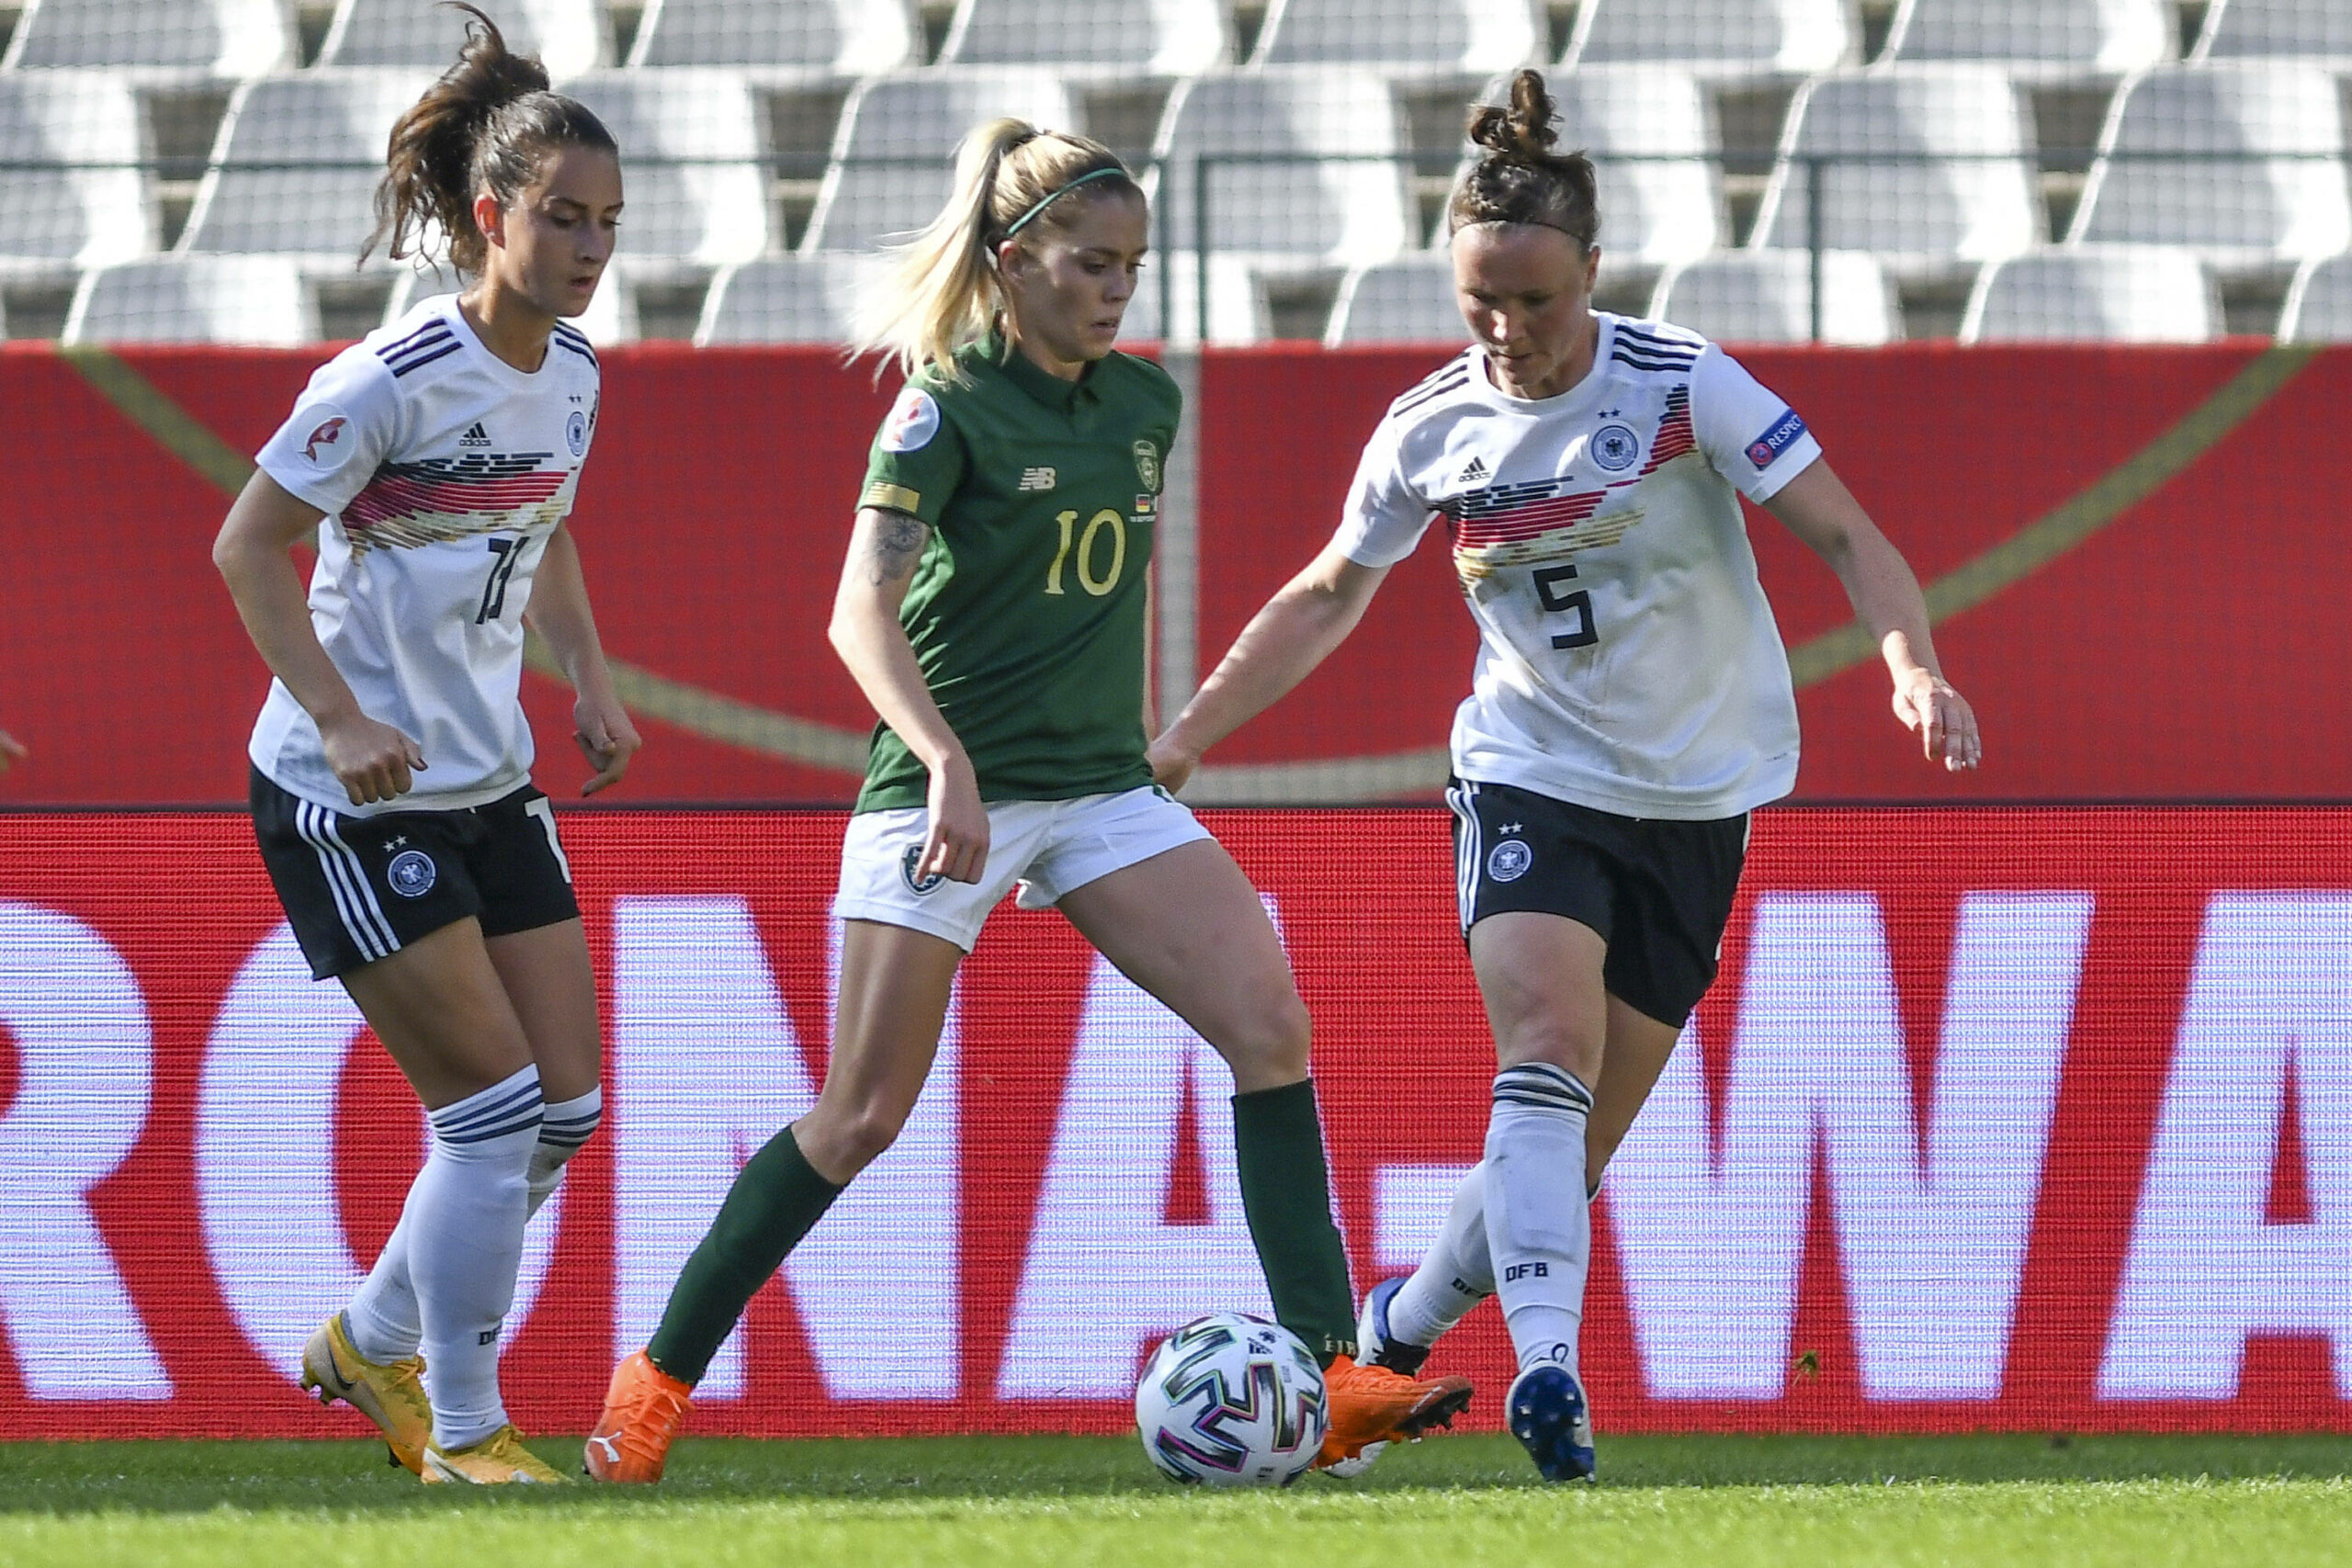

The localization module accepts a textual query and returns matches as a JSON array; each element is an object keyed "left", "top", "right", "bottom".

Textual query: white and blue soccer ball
[{"left": 1134, "top": 1313, "right": 1329, "bottom": 1487}]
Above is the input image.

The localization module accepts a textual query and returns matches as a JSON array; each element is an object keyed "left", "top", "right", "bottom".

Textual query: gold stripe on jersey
[
  {"left": 345, "top": 500, "right": 571, "bottom": 558},
  {"left": 862, "top": 481, "right": 922, "bottom": 514},
  {"left": 1452, "top": 510, "right": 1645, "bottom": 582}
]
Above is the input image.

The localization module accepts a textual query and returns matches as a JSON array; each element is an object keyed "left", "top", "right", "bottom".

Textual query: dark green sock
[
  {"left": 646, "top": 1125, "right": 843, "bottom": 1386},
  {"left": 1231, "top": 1078, "right": 1358, "bottom": 1366}
]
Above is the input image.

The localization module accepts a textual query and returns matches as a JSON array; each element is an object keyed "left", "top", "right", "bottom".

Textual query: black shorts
[
  {"left": 251, "top": 767, "right": 580, "bottom": 980},
  {"left": 1446, "top": 777, "right": 1748, "bottom": 1029}
]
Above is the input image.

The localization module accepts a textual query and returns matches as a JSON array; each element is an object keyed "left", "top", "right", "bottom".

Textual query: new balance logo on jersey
[
  {"left": 1019, "top": 467, "right": 1057, "bottom": 491},
  {"left": 459, "top": 422, "right": 492, "bottom": 449},
  {"left": 1454, "top": 456, "right": 1489, "bottom": 486}
]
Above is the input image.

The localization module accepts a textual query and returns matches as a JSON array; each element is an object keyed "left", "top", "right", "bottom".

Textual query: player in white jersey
[
  {"left": 210, "top": 7, "right": 637, "bottom": 1485},
  {"left": 1150, "top": 71, "right": 1980, "bottom": 1482}
]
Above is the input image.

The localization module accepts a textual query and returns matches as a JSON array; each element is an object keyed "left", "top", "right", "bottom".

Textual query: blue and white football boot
[
  {"left": 1322, "top": 1278, "right": 1433, "bottom": 1479},
  {"left": 1505, "top": 1360, "right": 1596, "bottom": 1482}
]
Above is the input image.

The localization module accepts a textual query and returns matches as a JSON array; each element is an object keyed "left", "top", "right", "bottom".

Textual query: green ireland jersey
[{"left": 854, "top": 332, "right": 1179, "bottom": 813}]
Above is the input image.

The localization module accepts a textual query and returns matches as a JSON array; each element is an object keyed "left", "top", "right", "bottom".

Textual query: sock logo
[{"left": 1505, "top": 1262, "right": 1550, "bottom": 1281}]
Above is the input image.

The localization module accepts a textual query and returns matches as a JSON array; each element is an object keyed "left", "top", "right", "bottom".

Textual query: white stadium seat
[
  {"left": 562, "top": 72, "right": 771, "bottom": 263},
  {"left": 937, "top": 0, "right": 1228, "bottom": 73},
  {"left": 1457, "top": 66, "right": 1719, "bottom": 264},
  {"left": 804, "top": 69, "right": 1074, "bottom": 254},
  {"left": 1155, "top": 70, "right": 1413, "bottom": 264},
  {"left": 1651, "top": 249, "right": 1899, "bottom": 344},
  {"left": 63, "top": 254, "right": 316, "bottom": 344},
  {"left": 1758, "top": 67, "right": 2041, "bottom": 272},
  {"left": 1323, "top": 254, "right": 1467, "bottom": 345},
  {"left": 695, "top": 253, "right": 884, "bottom": 344},
  {"left": 1, "top": 0, "right": 291, "bottom": 73},
  {"left": 1887, "top": 0, "right": 2172, "bottom": 74},
  {"left": 179, "top": 71, "right": 433, "bottom": 260},
  {"left": 626, "top": 0, "right": 913, "bottom": 74},
  {"left": 1128, "top": 252, "right": 1270, "bottom": 344},
  {"left": 1565, "top": 0, "right": 1853, "bottom": 74},
  {"left": 1959, "top": 245, "right": 2217, "bottom": 342},
  {"left": 2278, "top": 253, "right": 2352, "bottom": 341},
  {"left": 1251, "top": 0, "right": 1540, "bottom": 73},
  {"left": 319, "top": 0, "right": 608, "bottom": 79},
  {"left": 2068, "top": 62, "right": 2350, "bottom": 267},
  {"left": 0, "top": 72, "right": 153, "bottom": 272},
  {"left": 2194, "top": 0, "right": 2352, "bottom": 62}
]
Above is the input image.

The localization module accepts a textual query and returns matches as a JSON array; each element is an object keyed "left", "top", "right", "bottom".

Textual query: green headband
[{"left": 1002, "top": 166, "right": 1129, "bottom": 237}]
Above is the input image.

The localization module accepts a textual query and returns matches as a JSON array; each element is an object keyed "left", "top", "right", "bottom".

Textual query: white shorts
[{"left": 833, "top": 784, "right": 1213, "bottom": 951}]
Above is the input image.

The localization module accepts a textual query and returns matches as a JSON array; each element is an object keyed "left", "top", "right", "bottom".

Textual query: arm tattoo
[{"left": 865, "top": 510, "right": 931, "bottom": 586}]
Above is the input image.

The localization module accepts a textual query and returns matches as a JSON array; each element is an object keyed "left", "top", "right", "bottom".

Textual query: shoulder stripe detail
[
  {"left": 1390, "top": 367, "right": 1473, "bottom": 416},
  {"left": 552, "top": 335, "right": 597, "bottom": 365},
  {"left": 1611, "top": 344, "right": 1697, "bottom": 371},
  {"left": 1615, "top": 322, "right": 1705, "bottom": 352},
  {"left": 387, "top": 340, "right": 462, "bottom": 378},
  {"left": 379, "top": 327, "right": 454, "bottom": 367},
  {"left": 377, "top": 319, "right": 450, "bottom": 359}
]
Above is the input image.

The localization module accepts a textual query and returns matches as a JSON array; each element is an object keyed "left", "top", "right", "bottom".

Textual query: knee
[
  {"left": 530, "top": 1087, "right": 603, "bottom": 1188},
  {"left": 1212, "top": 989, "right": 1314, "bottom": 1089},
  {"left": 1498, "top": 1026, "right": 1604, "bottom": 1089},
  {"left": 800, "top": 1095, "right": 912, "bottom": 1180}
]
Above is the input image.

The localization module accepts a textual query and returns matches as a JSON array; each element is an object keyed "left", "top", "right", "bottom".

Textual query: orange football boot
[
  {"left": 1316, "top": 1353, "right": 1475, "bottom": 1470},
  {"left": 583, "top": 1349, "right": 693, "bottom": 1483}
]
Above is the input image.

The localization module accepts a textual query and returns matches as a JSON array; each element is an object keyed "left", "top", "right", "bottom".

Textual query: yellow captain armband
[{"left": 862, "top": 481, "right": 922, "bottom": 515}]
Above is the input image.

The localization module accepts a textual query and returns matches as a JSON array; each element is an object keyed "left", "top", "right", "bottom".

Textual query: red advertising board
[{"left": 0, "top": 807, "right": 2345, "bottom": 1439}]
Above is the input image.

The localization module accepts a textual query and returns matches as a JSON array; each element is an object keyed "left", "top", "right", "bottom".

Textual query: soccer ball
[{"left": 1134, "top": 1313, "right": 1329, "bottom": 1487}]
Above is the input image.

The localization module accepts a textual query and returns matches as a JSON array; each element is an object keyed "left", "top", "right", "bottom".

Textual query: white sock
[
  {"left": 1385, "top": 1161, "right": 1494, "bottom": 1348},
  {"left": 1484, "top": 1063, "right": 1593, "bottom": 1376},
  {"left": 406, "top": 1064, "right": 541, "bottom": 1450},
  {"left": 345, "top": 1084, "right": 601, "bottom": 1367}
]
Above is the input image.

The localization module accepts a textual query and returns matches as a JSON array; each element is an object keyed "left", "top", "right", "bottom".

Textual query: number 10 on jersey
[{"left": 1045, "top": 508, "right": 1127, "bottom": 597}]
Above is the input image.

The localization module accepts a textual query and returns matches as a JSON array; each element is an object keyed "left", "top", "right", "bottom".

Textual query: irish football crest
[{"left": 1133, "top": 438, "right": 1161, "bottom": 492}]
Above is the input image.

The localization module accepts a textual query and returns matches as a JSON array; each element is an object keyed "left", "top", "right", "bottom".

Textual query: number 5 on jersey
[{"left": 1533, "top": 564, "right": 1598, "bottom": 649}]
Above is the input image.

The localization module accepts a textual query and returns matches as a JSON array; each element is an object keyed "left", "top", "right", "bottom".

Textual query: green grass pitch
[{"left": 4, "top": 1433, "right": 2348, "bottom": 1567}]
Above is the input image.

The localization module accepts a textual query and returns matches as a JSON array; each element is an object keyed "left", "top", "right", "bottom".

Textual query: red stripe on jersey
[
  {"left": 1639, "top": 389, "right": 1695, "bottom": 476},
  {"left": 1454, "top": 490, "right": 1606, "bottom": 546},
  {"left": 345, "top": 470, "right": 568, "bottom": 529}
]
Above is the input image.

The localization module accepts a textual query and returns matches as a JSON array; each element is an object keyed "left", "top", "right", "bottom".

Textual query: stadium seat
[
  {"left": 2067, "top": 63, "right": 2351, "bottom": 268},
  {"left": 1757, "top": 67, "right": 2041, "bottom": 273},
  {"left": 2278, "top": 252, "right": 2352, "bottom": 341},
  {"left": 1323, "top": 254, "right": 1468, "bottom": 345},
  {"left": 2193, "top": 0, "right": 2352, "bottom": 62},
  {"left": 63, "top": 254, "right": 316, "bottom": 344},
  {"left": 804, "top": 70, "right": 1075, "bottom": 254},
  {"left": 0, "top": 0, "right": 291, "bottom": 74},
  {"left": 1649, "top": 249, "right": 1899, "bottom": 344},
  {"left": 1155, "top": 70, "right": 1413, "bottom": 264},
  {"left": 1455, "top": 66, "right": 1719, "bottom": 264},
  {"left": 1958, "top": 245, "right": 2218, "bottom": 343},
  {"left": 695, "top": 253, "right": 884, "bottom": 343},
  {"left": 0, "top": 72, "right": 153, "bottom": 273},
  {"left": 1886, "top": 0, "right": 2172, "bottom": 74},
  {"left": 319, "top": 0, "right": 608, "bottom": 79},
  {"left": 1565, "top": 0, "right": 1852, "bottom": 74},
  {"left": 179, "top": 71, "right": 434, "bottom": 261},
  {"left": 626, "top": 0, "right": 913, "bottom": 74},
  {"left": 561, "top": 72, "right": 771, "bottom": 264},
  {"left": 1129, "top": 252, "right": 1270, "bottom": 344},
  {"left": 936, "top": 0, "right": 1228, "bottom": 73},
  {"left": 1251, "top": 0, "right": 1540, "bottom": 73}
]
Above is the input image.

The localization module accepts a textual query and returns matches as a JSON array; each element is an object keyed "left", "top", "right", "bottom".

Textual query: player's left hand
[
  {"left": 0, "top": 728, "right": 24, "bottom": 775},
  {"left": 574, "top": 695, "right": 642, "bottom": 795},
  {"left": 1893, "top": 668, "right": 1980, "bottom": 772}
]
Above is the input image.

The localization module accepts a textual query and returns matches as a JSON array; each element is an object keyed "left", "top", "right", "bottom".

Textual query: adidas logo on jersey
[
  {"left": 1019, "top": 467, "right": 1057, "bottom": 492},
  {"left": 458, "top": 422, "right": 492, "bottom": 449},
  {"left": 1455, "top": 456, "right": 1489, "bottom": 486}
]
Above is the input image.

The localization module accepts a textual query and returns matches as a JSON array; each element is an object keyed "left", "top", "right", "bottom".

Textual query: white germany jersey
[
  {"left": 250, "top": 295, "right": 601, "bottom": 816},
  {"left": 1335, "top": 313, "right": 1822, "bottom": 820}
]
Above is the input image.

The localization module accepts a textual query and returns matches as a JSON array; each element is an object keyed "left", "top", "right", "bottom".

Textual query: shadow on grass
[{"left": 2, "top": 1433, "right": 2349, "bottom": 1517}]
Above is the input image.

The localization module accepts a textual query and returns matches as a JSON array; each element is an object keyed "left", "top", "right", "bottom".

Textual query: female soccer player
[
  {"left": 586, "top": 118, "right": 1471, "bottom": 1483},
  {"left": 1148, "top": 71, "right": 1981, "bottom": 1483},
  {"left": 211, "top": 6, "right": 637, "bottom": 1484}
]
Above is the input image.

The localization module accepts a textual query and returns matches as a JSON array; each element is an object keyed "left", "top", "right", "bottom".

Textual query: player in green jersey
[{"left": 588, "top": 118, "right": 1473, "bottom": 1483}]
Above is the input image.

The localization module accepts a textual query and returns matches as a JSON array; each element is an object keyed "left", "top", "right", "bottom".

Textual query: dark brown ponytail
[
  {"left": 1449, "top": 69, "right": 1600, "bottom": 250},
  {"left": 368, "top": 3, "right": 617, "bottom": 275}
]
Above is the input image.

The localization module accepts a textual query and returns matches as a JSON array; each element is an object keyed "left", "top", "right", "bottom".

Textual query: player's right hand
[
  {"left": 920, "top": 756, "right": 989, "bottom": 886},
  {"left": 0, "top": 728, "right": 25, "bottom": 775},
  {"left": 320, "top": 710, "right": 426, "bottom": 806}
]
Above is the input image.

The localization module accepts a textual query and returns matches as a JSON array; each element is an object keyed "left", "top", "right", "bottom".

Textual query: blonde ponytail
[{"left": 853, "top": 118, "right": 1140, "bottom": 383}]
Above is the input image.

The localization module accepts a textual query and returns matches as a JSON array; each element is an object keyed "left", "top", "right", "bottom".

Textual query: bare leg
[{"left": 792, "top": 919, "right": 964, "bottom": 1183}]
